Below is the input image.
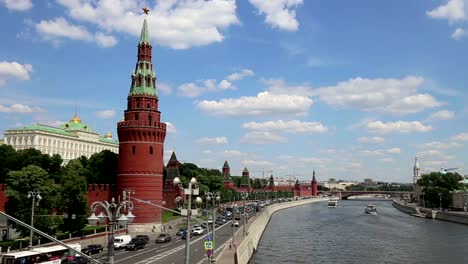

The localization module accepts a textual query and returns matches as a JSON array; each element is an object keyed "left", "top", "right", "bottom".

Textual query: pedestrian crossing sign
[{"left": 204, "top": 241, "right": 213, "bottom": 250}]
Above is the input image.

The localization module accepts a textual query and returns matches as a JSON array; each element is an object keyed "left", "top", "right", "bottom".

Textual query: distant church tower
[
  {"left": 163, "top": 152, "right": 180, "bottom": 209},
  {"left": 240, "top": 167, "right": 250, "bottom": 188},
  {"left": 117, "top": 12, "right": 167, "bottom": 224},
  {"left": 222, "top": 161, "right": 234, "bottom": 189},
  {"left": 413, "top": 156, "right": 422, "bottom": 203}
]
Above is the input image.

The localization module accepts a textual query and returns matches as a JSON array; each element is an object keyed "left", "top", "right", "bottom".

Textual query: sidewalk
[{"left": 215, "top": 212, "right": 259, "bottom": 264}]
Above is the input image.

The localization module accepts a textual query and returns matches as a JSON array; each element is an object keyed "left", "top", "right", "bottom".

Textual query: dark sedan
[
  {"left": 156, "top": 233, "right": 171, "bottom": 243},
  {"left": 176, "top": 228, "right": 187, "bottom": 236},
  {"left": 81, "top": 244, "right": 104, "bottom": 256},
  {"left": 180, "top": 231, "right": 193, "bottom": 240}
]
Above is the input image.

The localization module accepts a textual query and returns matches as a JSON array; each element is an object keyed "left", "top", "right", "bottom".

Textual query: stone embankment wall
[
  {"left": 393, "top": 200, "right": 468, "bottom": 225},
  {"left": 236, "top": 198, "right": 327, "bottom": 264}
]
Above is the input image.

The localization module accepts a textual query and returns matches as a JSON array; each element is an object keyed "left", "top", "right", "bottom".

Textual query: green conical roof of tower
[{"left": 139, "top": 17, "right": 150, "bottom": 44}]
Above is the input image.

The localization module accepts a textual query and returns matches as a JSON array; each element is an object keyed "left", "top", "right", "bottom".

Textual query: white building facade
[{"left": 3, "top": 114, "right": 118, "bottom": 163}]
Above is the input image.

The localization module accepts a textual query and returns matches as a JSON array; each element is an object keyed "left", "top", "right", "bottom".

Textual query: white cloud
[
  {"left": 0, "top": 103, "right": 45, "bottom": 113},
  {"left": 426, "top": 110, "right": 455, "bottom": 121},
  {"left": 165, "top": 122, "right": 176, "bottom": 134},
  {"left": 95, "top": 109, "right": 116, "bottom": 119},
  {"left": 242, "top": 120, "right": 328, "bottom": 133},
  {"left": 178, "top": 69, "right": 254, "bottom": 97},
  {"left": 357, "top": 136, "right": 385, "bottom": 144},
  {"left": 417, "top": 149, "right": 455, "bottom": 160},
  {"left": 158, "top": 83, "right": 172, "bottom": 94},
  {"left": 196, "top": 137, "right": 229, "bottom": 145},
  {"left": 452, "top": 27, "right": 466, "bottom": 39},
  {"left": 421, "top": 141, "right": 462, "bottom": 149},
  {"left": 450, "top": 132, "right": 468, "bottom": 141},
  {"left": 240, "top": 132, "right": 287, "bottom": 144},
  {"left": 387, "top": 148, "right": 401, "bottom": 154},
  {"left": 35, "top": 17, "right": 118, "bottom": 47},
  {"left": 56, "top": 0, "right": 240, "bottom": 49},
  {"left": 222, "top": 150, "right": 243, "bottom": 157},
  {"left": 249, "top": 0, "right": 303, "bottom": 31},
  {"left": 242, "top": 159, "right": 274, "bottom": 167},
  {"left": 0, "top": 61, "right": 33, "bottom": 85},
  {"left": 427, "top": 0, "right": 466, "bottom": 22},
  {"left": 226, "top": 69, "right": 254, "bottom": 82},
  {"left": 366, "top": 120, "right": 432, "bottom": 134},
  {"left": 94, "top": 32, "right": 118, "bottom": 47},
  {"left": 197, "top": 91, "right": 312, "bottom": 117},
  {"left": 381, "top": 158, "right": 394, "bottom": 163},
  {"left": 312, "top": 76, "right": 442, "bottom": 115},
  {"left": 1, "top": 0, "right": 32, "bottom": 11},
  {"left": 202, "top": 150, "right": 212, "bottom": 154}
]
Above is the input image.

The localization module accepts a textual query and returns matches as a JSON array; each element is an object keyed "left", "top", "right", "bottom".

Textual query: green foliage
[
  {"left": 5, "top": 165, "right": 60, "bottom": 236},
  {"left": 162, "top": 211, "right": 181, "bottom": 223},
  {"left": 417, "top": 172, "right": 463, "bottom": 208},
  {"left": 79, "top": 150, "right": 118, "bottom": 184}
]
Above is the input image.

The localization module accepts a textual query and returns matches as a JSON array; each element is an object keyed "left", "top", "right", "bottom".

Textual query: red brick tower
[
  {"left": 240, "top": 167, "right": 250, "bottom": 188},
  {"left": 312, "top": 170, "right": 318, "bottom": 196},
  {"left": 117, "top": 14, "right": 167, "bottom": 224},
  {"left": 222, "top": 161, "right": 234, "bottom": 189},
  {"left": 163, "top": 152, "right": 180, "bottom": 209}
]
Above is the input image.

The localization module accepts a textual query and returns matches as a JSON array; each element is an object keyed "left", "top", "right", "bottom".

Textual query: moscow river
[{"left": 250, "top": 200, "right": 468, "bottom": 264}]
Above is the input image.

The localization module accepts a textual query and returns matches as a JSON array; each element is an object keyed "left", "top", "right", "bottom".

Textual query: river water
[{"left": 250, "top": 200, "right": 468, "bottom": 264}]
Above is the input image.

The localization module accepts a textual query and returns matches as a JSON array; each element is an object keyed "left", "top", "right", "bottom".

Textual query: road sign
[
  {"left": 204, "top": 241, "right": 213, "bottom": 250},
  {"left": 206, "top": 249, "right": 212, "bottom": 257},
  {"left": 205, "top": 235, "right": 212, "bottom": 241}
]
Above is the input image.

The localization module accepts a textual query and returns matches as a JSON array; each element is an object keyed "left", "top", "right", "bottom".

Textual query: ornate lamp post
[
  {"left": 206, "top": 191, "right": 220, "bottom": 263},
  {"left": 438, "top": 193, "right": 443, "bottom": 211},
  {"left": 87, "top": 191, "right": 135, "bottom": 264},
  {"left": 240, "top": 192, "right": 249, "bottom": 237},
  {"left": 28, "top": 190, "right": 42, "bottom": 248},
  {"left": 174, "top": 176, "right": 202, "bottom": 264}
]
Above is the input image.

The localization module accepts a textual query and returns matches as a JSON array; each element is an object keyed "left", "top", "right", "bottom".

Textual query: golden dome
[
  {"left": 104, "top": 131, "right": 112, "bottom": 139},
  {"left": 70, "top": 113, "right": 82, "bottom": 123}
]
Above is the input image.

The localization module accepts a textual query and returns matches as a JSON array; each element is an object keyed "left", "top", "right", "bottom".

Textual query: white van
[{"left": 114, "top": 235, "right": 132, "bottom": 249}]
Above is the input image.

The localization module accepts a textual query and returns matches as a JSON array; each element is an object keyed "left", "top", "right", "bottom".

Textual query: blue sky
[{"left": 1, "top": 0, "right": 467, "bottom": 183}]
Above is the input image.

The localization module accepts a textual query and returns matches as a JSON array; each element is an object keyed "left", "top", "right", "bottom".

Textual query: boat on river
[
  {"left": 365, "top": 204, "right": 378, "bottom": 215},
  {"left": 328, "top": 198, "right": 338, "bottom": 208}
]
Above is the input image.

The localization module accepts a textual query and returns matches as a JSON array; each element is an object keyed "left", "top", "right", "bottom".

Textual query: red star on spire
[{"left": 142, "top": 7, "right": 150, "bottom": 15}]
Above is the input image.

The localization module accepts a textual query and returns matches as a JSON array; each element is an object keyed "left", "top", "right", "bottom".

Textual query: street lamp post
[
  {"left": 87, "top": 191, "right": 135, "bottom": 264},
  {"left": 438, "top": 193, "right": 443, "bottom": 211},
  {"left": 206, "top": 191, "right": 220, "bottom": 263},
  {"left": 422, "top": 192, "right": 425, "bottom": 208},
  {"left": 174, "top": 176, "right": 202, "bottom": 264},
  {"left": 28, "top": 190, "right": 42, "bottom": 248},
  {"left": 240, "top": 192, "right": 249, "bottom": 237}
]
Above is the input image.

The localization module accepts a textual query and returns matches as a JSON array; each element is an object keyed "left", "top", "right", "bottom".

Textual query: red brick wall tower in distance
[
  {"left": 312, "top": 170, "right": 318, "bottom": 196},
  {"left": 222, "top": 161, "right": 234, "bottom": 189},
  {"left": 163, "top": 152, "right": 180, "bottom": 209},
  {"left": 117, "top": 15, "right": 167, "bottom": 224}
]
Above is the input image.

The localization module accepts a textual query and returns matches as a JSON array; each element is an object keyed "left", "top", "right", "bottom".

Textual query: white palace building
[{"left": 2, "top": 114, "right": 118, "bottom": 163}]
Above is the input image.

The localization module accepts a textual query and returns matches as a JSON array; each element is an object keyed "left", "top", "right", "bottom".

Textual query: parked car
[
  {"left": 135, "top": 235, "right": 150, "bottom": 244},
  {"left": 180, "top": 230, "right": 193, "bottom": 240},
  {"left": 176, "top": 228, "right": 187, "bottom": 236},
  {"left": 125, "top": 238, "right": 146, "bottom": 251},
  {"left": 207, "top": 217, "right": 214, "bottom": 224},
  {"left": 231, "top": 220, "right": 240, "bottom": 227},
  {"left": 63, "top": 256, "right": 90, "bottom": 264},
  {"left": 156, "top": 233, "right": 171, "bottom": 243},
  {"left": 192, "top": 226, "right": 204, "bottom": 235},
  {"left": 81, "top": 244, "right": 104, "bottom": 255}
]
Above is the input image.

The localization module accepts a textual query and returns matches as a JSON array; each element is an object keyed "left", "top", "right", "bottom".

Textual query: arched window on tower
[
  {"left": 147, "top": 103, "right": 150, "bottom": 108},
  {"left": 132, "top": 145, "right": 136, "bottom": 155},
  {"left": 150, "top": 146, "right": 153, "bottom": 155},
  {"left": 135, "top": 113, "right": 139, "bottom": 120},
  {"left": 149, "top": 115, "right": 152, "bottom": 126}
]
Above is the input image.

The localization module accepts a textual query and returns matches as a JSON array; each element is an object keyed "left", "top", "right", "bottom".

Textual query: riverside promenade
[
  {"left": 216, "top": 197, "right": 327, "bottom": 264},
  {"left": 392, "top": 199, "right": 468, "bottom": 225}
]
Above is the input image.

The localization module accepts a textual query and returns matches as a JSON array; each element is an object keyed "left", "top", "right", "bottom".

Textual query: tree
[
  {"left": 57, "top": 160, "right": 88, "bottom": 233},
  {"left": 5, "top": 165, "right": 60, "bottom": 236},
  {"left": 0, "top": 145, "right": 17, "bottom": 183},
  {"left": 417, "top": 172, "right": 462, "bottom": 208},
  {"left": 83, "top": 150, "right": 118, "bottom": 183}
]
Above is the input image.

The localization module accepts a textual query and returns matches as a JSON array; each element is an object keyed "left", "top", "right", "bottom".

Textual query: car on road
[
  {"left": 63, "top": 256, "right": 90, "bottom": 264},
  {"left": 125, "top": 238, "right": 146, "bottom": 251},
  {"left": 207, "top": 217, "right": 214, "bottom": 224},
  {"left": 81, "top": 244, "right": 104, "bottom": 256},
  {"left": 180, "top": 230, "right": 193, "bottom": 240},
  {"left": 176, "top": 228, "right": 187, "bottom": 236},
  {"left": 156, "top": 233, "right": 171, "bottom": 243},
  {"left": 231, "top": 220, "right": 240, "bottom": 227},
  {"left": 192, "top": 226, "right": 204, "bottom": 235},
  {"left": 135, "top": 235, "right": 150, "bottom": 244}
]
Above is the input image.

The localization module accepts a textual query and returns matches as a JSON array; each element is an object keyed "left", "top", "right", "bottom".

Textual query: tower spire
[{"left": 139, "top": 8, "right": 150, "bottom": 45}]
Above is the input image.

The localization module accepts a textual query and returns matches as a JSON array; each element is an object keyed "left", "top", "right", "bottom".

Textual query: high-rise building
[
  {"left": 3, "top": 114, "right": 118, "bottom": 163},
  {"left": 117, "top": 13, "right": 167, "bottom": 225}
]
